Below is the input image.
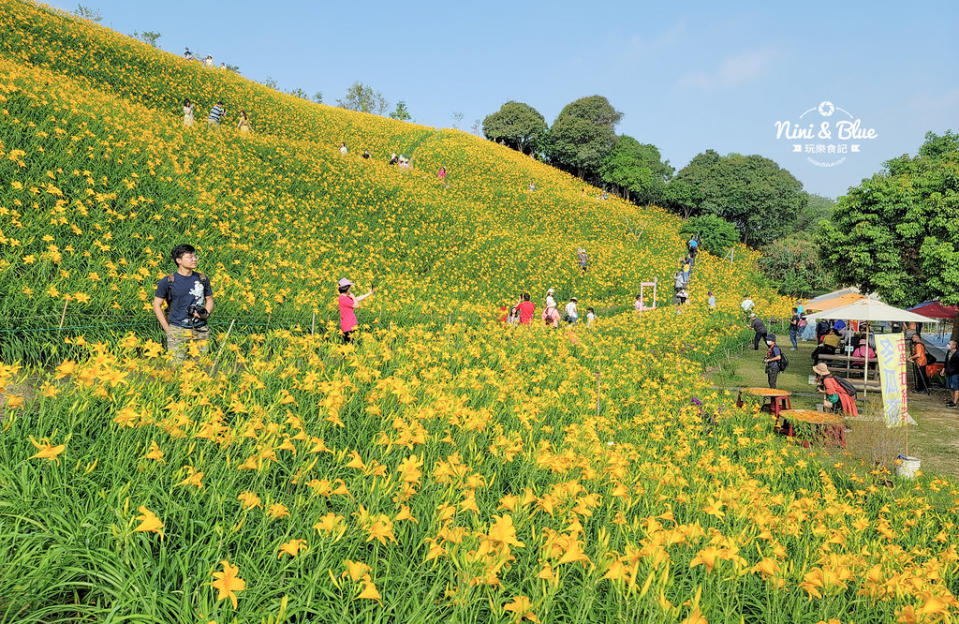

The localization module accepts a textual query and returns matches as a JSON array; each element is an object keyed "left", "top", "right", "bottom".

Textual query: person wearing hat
[
  {"left": 763, "top": 334, "right": 783, "bottom": 388},
  {"left": 813, "top": 363, "right": 858, "bottom": 416},
  {"left": 337, "top": 278, "right": 373, "bottom": 343},
  {"left": 749, "top": 313, "right": 767, "bottom": 350},
  {"left": 564, "top": 297, "right": 579, "bottom": 325},
  {"left": 576, "top": 248, "right": 589, "bottom": 273},
  {"left": 545, "top": 288, "right": 557, "bottom": 309},
  {"left": 908, "top": 333, "right": 930, "bottom": 393}
]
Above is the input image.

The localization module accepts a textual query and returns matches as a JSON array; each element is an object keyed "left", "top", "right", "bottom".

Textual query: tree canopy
[
  {"left": 337, "top": 82, "right": 388, "bottom": 116},
  {"left": 679, "top": 214, "right": 739, "bottom": 255},
  {"left": 819, "top": 130, "right": 959, "bottom": 306},
  {"left": 665, "top": 150, "right": 805, "bottom": 247},
  {"left": 599, "top": 135, "right": 673, "bottom": 205},
  {"left": 547, "top": 95, "right": 621, "bottom": 179},
  {"left": 482, "top": 101, "right": 547, "bottom": 155}
]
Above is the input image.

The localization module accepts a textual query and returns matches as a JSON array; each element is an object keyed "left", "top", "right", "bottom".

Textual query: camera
[{"left": 188, "top": 304, "right": 209, "bottom": 328}]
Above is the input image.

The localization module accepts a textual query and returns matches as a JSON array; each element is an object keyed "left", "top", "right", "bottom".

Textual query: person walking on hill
[
  {"left": 545, "top": 288, "right": 556, "bottom": 310},
  {"left": 586, "top": 307, "right": 597, "bottom": 328},
  {"left": 207, "top": 101, "right": 225, "bottom": 126},
  {"left": 542, "top": 304, "right": 560, "bottom": 328},
  {"left": 813, "top": 363, "right": 858, "bottom": 417},
  {"left": 749, "top": 313, "right": 767, "bottom": 350},
  {"left": 687, "top": 236, "right": 699, "bottom": 265},
  {"left": 943, "top": 340, "right": 959, "bottom": 407},
  {"left": 707, "top": 291, "right": 716, "bottom": 312},
  {"left": 576, "top": 248, "right": 589, "bottom": 273},
  {"left": 152, "top": 244, "right": 214, "bottom": 365},
  {"left": 438, "top": 166, "right": 447, "bottom": 186},
  {"left": 680, "top": 257, "right": 691, "bottom": 283},
  {"left": 565, "top": 297, "right": 579, "bottom": 325},
  {"left": 236, "top": 110, "right": 252, "bottom": 134},
  {"left": 515, "top": 293, "right": 535, "bottom": 326},
  {"left": 763, "top": 334, "right": 783, "bottom": 389},
  {"left": 182, "top": 98, "right": 195, "bottom": 127},
  {"left": 340, "top": 142, "right": 348, "bottom": 156},
  {"left": 634, "top": 294, "right": 644, "bottom": 312},
  {"left": 338, "top": 278, "right": 373, "bottom": 344}
]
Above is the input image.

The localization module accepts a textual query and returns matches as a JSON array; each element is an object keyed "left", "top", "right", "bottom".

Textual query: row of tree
[{"left": 482, "top": 97, "right": 809, "bottom": 248}]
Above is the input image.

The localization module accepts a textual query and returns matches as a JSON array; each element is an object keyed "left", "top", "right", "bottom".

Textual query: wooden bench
[{"left": 812, "top": 353, "right": 881, "bottom": 392}]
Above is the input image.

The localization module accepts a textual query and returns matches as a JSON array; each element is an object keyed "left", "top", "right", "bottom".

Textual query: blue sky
[{"left": 53, "top": 1, "right": 958, "bottom": 198}]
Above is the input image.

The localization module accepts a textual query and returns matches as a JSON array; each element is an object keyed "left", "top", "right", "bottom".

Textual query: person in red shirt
[{"left": 515, "top": 292, "right": 535, "bottom": 325}]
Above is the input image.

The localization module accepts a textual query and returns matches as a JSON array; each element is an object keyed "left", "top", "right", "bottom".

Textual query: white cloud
[{"left": 678, "top": 48, "right": 779, "bottom": 89}]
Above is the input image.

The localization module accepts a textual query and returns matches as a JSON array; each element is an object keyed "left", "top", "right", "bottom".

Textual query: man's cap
[
  {"left": 767, "top": 333, "right": 777, "bottom": 342},
  {"left": 338, "top": 278, "right": 355, "bottom": 288}
]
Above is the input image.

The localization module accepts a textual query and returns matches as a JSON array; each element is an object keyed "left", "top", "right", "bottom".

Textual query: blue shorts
[{"left": 947, "top": 374, "right": 959, "bottom": 390}]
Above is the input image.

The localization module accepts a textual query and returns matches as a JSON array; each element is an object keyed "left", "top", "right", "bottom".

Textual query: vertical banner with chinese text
[{"left": 875, "top": 334, "right": 909, "bottom": 428}]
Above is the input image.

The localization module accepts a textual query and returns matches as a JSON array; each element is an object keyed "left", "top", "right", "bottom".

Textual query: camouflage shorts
[{"left": 166, "top": 325, "right": 210, "bottom": 363}]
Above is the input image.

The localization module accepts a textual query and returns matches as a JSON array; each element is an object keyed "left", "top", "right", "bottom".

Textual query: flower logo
[{"left": 817, "top": 101, "right": 835, "bottom": 117}]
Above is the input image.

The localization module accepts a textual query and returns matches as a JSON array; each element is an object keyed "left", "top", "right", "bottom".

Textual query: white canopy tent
[{"left": 805, "top": 299, "right": 940, "bottom": 396}]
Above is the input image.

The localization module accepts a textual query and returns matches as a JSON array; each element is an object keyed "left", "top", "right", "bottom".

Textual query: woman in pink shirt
[{"left": 337, "top": 278, "right": 373, "bottom": 343}]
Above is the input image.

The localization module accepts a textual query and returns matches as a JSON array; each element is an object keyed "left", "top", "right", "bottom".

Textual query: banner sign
[{"left": 875, "top": 334, "right": 909, "bottom": 428}]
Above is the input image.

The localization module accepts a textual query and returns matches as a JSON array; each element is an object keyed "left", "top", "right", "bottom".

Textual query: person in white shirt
[
  {"left": 741, "top": 295, "right": 755, "bottom": 316},
  {"left": 565, "top": 298, "right": 579, "bottom": 324},
  {"left": 339, "top": 142, "right": 348, "bottom": 155},
  {"left": 545, "top": 288, "right": 556, "bottom": 309},
  {"left": 586, "top": 307, "right": 596, "bottom": 328},
  {"left": 708, "top": 291, "right": 716, "bottom": 310}
]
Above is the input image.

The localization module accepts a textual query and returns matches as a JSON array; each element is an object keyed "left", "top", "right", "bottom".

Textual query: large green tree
[
  {"left": 598, "top": 135, "right": 673, "bottom": 204},
  {"left": 665, "top": 150, "right": 805, "bottom": 246},
  {"left": 819, "top": 130, "right": 959, "bottom": 308},
  {"left": 547, "top": 95, "right": 621, "bottom": 179},
  {"left": 482, "top": 101, "right": 546, "bottom": 155},
  {"left": 679, "top": 214, "right": 739, "bottom": 255},
  {"left": 759, "top": 236, "right": 833, "bottom": 297}
]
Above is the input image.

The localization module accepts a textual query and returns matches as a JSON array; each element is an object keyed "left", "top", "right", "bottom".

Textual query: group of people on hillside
[
  {"left": 672, "top": 237, "right": 700, "bottom": 308},
  {"left": 183, "top": 99, "right": 252, "bottom": 133},
  {"left": 504, "top": 288, "right": 596, "bottom": 329}
]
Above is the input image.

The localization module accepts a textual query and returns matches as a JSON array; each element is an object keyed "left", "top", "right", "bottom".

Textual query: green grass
[{"left": 710, "top": 332, "right": 959, "bottom": 478}]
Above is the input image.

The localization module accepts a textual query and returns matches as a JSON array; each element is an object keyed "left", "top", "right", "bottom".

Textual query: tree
[
  {"left": 818, "top": 131, "right": 959, "bottom": 312},
  {"left": 547, "top": 95, "right": 621, "bottom": 179},
  {"left": 313, "top": 92, "right": 324, "bottom": 104},
  {"left": 598, "top": 135, "right": 673, "bottom": 204},
  {"left": 288, "top": 88, "right": 308, "bottom": 99},
  {"left": 132, "top": 31, "right": 161, "bottom": 47},
  {"left": 470, "top": 119, "right": 482, "bottom": 136},
  {"left": 679, "top": 215, "right": 739, "bottom": 256},
  {"left": 337, "top": 82, "right": 388, "bottom": 116},
  {"left": 758, "top": 236, "right": 833, "bottom": 297},
  {"left": 482, "top": 101, "right": 547, "bottom": 155},
  {"left": 389, "top": 101, "right": 411, "bottom": 121},
  {"left": 794, "top": 194, "right": 835, "bottom": 236},
  {"left": 74, "top": 4, "right": 101, "bottom": 22},
  {"left": 451, "top": 112, "right": 464, "bottom": 129},
  {"left": 263, "top": 76, "right": 278, "bottom": 90},
  {"left": 665, "top": 150, "right": 805, "bottom": 246},
  {"left": 224, "top": 64, "right": 240, "bottom": 73}
]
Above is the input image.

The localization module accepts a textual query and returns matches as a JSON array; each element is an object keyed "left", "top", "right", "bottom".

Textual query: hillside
[
  {"left": 1, "top": 2, "right": 958, "bottom": 624},
  {"left": 0, "top": 0, "right": 770, "bottom": 357}
]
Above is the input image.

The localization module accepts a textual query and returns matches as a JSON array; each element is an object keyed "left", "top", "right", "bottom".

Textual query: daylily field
[{"left": 0, "top": 2, "right": 957, "bottom": 622}]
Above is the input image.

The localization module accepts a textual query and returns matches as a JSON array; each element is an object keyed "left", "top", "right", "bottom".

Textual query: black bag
[
  {"left": 925, "top": 351, "right": 938, "bottom": 365},
  {"left": 778, "top": 351, "right": 789, "bottom": 372},
  {"left": 835, "top": 376, "right": 858, "bottom": 397}
]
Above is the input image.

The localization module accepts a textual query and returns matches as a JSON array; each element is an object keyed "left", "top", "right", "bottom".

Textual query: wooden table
[
  {"left": 736, "top": 388, "right": 792, "bottom": 424},
  {"left": 778, "top": 409, "right": 846, "bottom": 449}
]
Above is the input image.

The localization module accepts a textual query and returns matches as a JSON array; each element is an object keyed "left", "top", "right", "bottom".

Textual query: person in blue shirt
[
  {"left": 687, "top": 237, "right": 699, "bottom": 265},
  {"left": 152, "top": 243, "right": 214, "bottom": 363}
]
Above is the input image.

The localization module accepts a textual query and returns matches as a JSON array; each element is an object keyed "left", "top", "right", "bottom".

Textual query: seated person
[
  {"left": 812, "top": 329, "right": 841, "bottom": 364},
  {"left": 852, "top": 343, "right": 876, "bottom": 359}
]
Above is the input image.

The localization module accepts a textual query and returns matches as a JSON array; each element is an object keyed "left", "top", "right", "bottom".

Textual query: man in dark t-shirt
[
  {"left": 749, "top": 314, "right": 767, "bottom": 350},
  {"left": 152, "top": 243, "right": 214, "bottom": 363},
  {"left": 764, "top": 334, "right": 783, "bottom": 389}
]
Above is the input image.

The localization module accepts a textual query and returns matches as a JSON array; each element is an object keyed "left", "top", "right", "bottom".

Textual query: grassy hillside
[
  {"left": 1, "top": 2, "right": 957, "bottom": 624},
  {"left": 0, "top": 0, "right": 770, "bottom": 360}
]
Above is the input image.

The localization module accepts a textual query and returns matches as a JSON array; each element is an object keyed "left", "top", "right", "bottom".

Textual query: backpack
[
  {"left": 778, "top": 350, "right": 789, "bottom": 372},
  {"left": 835, "top": 376, "right": 858, "bottom": 397}
]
